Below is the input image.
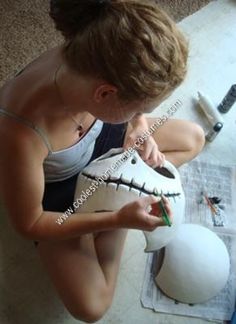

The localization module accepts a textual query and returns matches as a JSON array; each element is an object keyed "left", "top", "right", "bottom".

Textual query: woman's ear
[{"left": 94, "top": 84, "right": 118, "bottom": 103}]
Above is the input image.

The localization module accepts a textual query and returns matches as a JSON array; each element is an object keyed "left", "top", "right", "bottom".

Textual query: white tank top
[{"left": 0, "top": 108, "right": 103, "bottom": 183}]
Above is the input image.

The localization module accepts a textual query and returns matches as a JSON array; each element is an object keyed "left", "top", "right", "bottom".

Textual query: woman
[{"left": 0, "top": 0, "right": 205, "bottom": 322}]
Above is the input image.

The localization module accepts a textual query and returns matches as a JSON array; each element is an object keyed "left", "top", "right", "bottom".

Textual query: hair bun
[{"left": 50, "top": 0, "right": 111, "bottom": 39}]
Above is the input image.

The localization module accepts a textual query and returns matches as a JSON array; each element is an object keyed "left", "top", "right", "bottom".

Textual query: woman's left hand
[{"left": 123, "top": 115, "right": 165, "bottom": 168}]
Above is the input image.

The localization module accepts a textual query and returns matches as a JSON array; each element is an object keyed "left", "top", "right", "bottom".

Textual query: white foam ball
[{"left": 155, "top": 224, "right": 230, "bottom": 304}]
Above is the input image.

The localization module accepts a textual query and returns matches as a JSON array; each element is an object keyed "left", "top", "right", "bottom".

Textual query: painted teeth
[
  {"left": 144, "top": 183, "right": 154, "bottom": 192},
  {"left": 109, "top": 175, "right": 118, "bottom": 181},
  {"left": 120, "top": 174, "right": 131, "bottom": 184},
  {"left": 117, "top": 184, "right": 128, "bottom": 192},
  {"left": 81, "top": 172, "right": 181, "bottom": 198},
  {"left": 131, "top": 178, "right": 143, "bottom": 189},
  {"left": 107, "top": 182, "right": 117, "bottom": 190},
  {"left": 140, "top": 191, "right": 147, "bottom": 197},
  {"left": 130, "top": 188, "right": 142, "bottom": 196}
]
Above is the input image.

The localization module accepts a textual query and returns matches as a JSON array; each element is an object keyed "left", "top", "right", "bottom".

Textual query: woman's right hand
[{"left": 115, "top": 195, "right": 173, "bottom": 231}]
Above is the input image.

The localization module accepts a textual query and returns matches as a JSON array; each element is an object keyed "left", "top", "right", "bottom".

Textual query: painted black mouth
[{"left": 81, "top": 172, "right": 181, "bottom": 199}]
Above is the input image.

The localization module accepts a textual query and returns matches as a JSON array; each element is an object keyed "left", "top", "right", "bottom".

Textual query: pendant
[{"left": 77, "top": 124, "right": 84, "bottom": 137}]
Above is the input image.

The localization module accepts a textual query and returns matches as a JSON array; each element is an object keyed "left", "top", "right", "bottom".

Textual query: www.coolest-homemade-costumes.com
[{"left": 74, "top": 148, "right": 185, "bottom": 252}]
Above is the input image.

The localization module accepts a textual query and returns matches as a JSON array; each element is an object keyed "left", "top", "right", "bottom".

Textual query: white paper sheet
[{"left": 141, "top": 160, "right": 236, "bottom": 322}]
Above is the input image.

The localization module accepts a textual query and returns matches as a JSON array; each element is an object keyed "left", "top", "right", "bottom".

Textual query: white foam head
[
  {"left": 155, "top": 224, "right": 230, "bottom": 303},
  {"left": 74, "top": 148, "right": 185, "bottom": 251}
]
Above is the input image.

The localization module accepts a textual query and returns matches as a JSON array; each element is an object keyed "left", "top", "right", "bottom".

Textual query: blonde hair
[{"left": 50, "top": 0, "right": 188, "bottom": 102}]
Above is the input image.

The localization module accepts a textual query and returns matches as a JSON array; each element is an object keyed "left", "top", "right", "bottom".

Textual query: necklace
[{"left": 53, "top": 64, "right": 85, "bottom": 136}]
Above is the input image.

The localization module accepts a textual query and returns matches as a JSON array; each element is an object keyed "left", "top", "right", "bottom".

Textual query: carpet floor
[{"left": 0, "top": 0, "right": 212, "bottom": 86}]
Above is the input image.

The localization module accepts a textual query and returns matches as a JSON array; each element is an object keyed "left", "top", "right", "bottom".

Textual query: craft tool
[
  {"left": 203, "top": 193, "right": 218, "bottom": 214},
  {"left": 159, "top": 197, "right": 172, "bottom": 227},
  {"left": 208, "top": 196, "right": 221, "bottom": 204},
  {"left": 205, "top": 122, "right": 223, "bottom": 142},
  {"left": 202, "top": 192, "right": 225, "bottom": 226},
  {"left": 150, "top": 196, "right": 172, "bottom": 227},
  {"left": 217, "top": 84, "right": 236, "bottom": 113}
]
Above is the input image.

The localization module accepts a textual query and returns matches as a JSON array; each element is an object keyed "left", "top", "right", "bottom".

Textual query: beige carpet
[{"left": 0, "top": 0, "right": 212, "bottom": 87}]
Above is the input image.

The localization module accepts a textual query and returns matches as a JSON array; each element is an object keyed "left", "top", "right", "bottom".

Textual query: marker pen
[
  {"left": 217, "top": 84, "right": 236, "bottom": 113},
  {"left": 205, "top": 122, "right": 223, "bottom": 142}
]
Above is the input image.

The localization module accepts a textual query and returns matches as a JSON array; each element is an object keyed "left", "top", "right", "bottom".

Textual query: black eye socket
[
  {"left": 131, "top": 158, "right": 137, "bottom": 164},
  {"left": 154, "top": 167, "right": 175, "bottom": 179}
]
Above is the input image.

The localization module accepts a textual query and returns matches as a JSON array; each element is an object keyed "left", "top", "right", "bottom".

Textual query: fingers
[
  {"left": 145, "top": 214, "right": 167, "bottom": 230},
  {"left": 139, "top": 141, "right": 153, "bottom": 161},
  {"left": 136, "top": 195, "right": 164, "bottom": 227},
  {"left": 140, "top": 143, "right": 165, "bottom": 168},
  {"left": 147, "top": 195, "right": 173, "bottom": 229},
  {"left": 151, "top": 151, "right": 165, "bottom": 168},
  {"left": 127, "top": 195, "right": 173, "bottom": 231},
  {"left": 123, "top": 133, "right": 166, "bottom": 168},
  {"left": 136, "top": 195, "right": 167, "bottom": 229},
  {"left": 159, "top": 153, "right": 166, "bottom": 168},
  {"left": 142, "top": 145, "right": 158, "bottom": 166},
  {"left": 137, "top": 194, "right": 161, "bottom": 208},
  {"left": 122, "top": 138, "right": 133, "bottom": 151},
  {"left": 161, "top": 195, "right": 173, "bottom": 219}
]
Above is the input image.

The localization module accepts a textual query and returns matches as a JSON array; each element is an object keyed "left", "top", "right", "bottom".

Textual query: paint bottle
[
  {"left": 205, "top": 122, "right": 223, "bottom": 142},
  {"left": 198, "top": 92, "right": 224, "bottom": 126},
  {"left": 217, "top": 84, "right": 236, "bottom": 113}
]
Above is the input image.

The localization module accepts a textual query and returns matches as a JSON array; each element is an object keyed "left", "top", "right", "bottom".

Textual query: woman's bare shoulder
[
  {"left": 0, "top": 116, "right": 48, "bottom": 162},
  {"left": 0, "top": 120, "right": 47, "bottom": 234},
  {"left": 0, "top": 46, "right": 63, "bottom": 156}
]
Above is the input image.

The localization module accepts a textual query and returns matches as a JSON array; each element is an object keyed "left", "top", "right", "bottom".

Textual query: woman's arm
[
  {"left": 0, "top": 126, "right": 120, "bottom": 241},
  {"left": 26, "top": 210, "right": 117, "bottom": 241},
  {"left": 129, "top": 113, "right": 149, "bottom": 131},
  {"left": 123, "top": 113, "right": 165, "bottom": 168},
  {"left": 0, "top": 125, "right": 167, "bottom": 242}
]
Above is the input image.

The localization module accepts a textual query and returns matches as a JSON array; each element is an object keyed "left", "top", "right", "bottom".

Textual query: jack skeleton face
[
  {"left": 82, "top": 169, "right": 181, "bottom": 200},
  {"left": 74, "top": 148, "right": 185, "bottom": 251}
]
